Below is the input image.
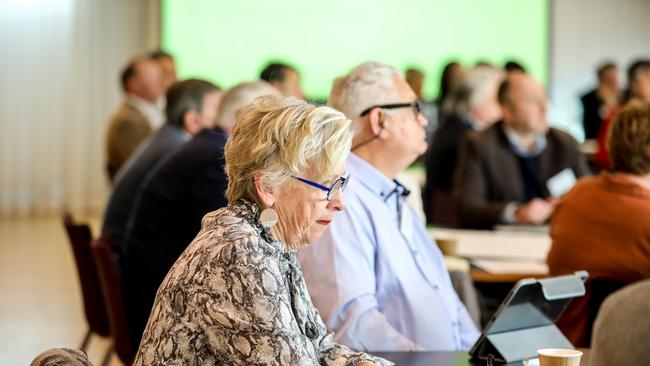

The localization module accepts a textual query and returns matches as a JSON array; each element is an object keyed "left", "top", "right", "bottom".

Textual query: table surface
[{"left": 373, "top": 351, "right": 526, "bottom": 366}]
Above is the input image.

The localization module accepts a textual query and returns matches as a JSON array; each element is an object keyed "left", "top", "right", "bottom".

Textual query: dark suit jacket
[
  {"left": 106, "top": 103, "right": 153, "bottom": 180},
  {"left": 102, "top": 124, "right": 188, "bottom": 250},
  {"left": 120, "top": 127, "right": 228, "bottom": 349},
  {"left": 581, "top": 89, "right": 604, "bottom": 140},
  {"left": 423, "top": 115, "right": 474, "bottom": 225},
  {"left": 453, "top": 121, "right": 590, "bottom": 229}
]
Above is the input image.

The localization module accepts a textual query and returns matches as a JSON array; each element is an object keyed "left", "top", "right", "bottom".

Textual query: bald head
[{"left": 497, "top": 73, "right": 548, "bottom": 135}]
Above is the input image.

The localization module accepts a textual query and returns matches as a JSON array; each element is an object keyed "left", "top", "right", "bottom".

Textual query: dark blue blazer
[{"left": 121, "top": 127, "right": 228, "bottom": 349}]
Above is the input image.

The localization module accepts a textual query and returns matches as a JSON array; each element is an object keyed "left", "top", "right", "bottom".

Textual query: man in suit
[
  {"left": 102, "top": 79, "right": 221, "bottom": 250},
  {"left": 120, "top": 81, "right": 279, "bottom": 349},
  {"left": 453, "top": 73, "right": 590, "bottom": 229},
  {"left": 424, "top": 66, "right": 503, "bottom": 226},
  {"left": 105, "top": 57, "right": 165, "bottom": 180},
  {"left": 580, "top": 63, "right": 621, "bottom": 140}
]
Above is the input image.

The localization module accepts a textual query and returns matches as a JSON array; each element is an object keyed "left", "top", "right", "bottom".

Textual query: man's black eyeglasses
[{"left": 359, "top": 101, "right": 422, "bottom": 117}]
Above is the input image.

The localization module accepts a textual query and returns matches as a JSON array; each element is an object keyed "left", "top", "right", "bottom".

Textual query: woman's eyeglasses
[
  {"left": 359, "top": 101, "right": 422, "bottom": 118},
  {"left": 291, "top": 175, "right": 350, "bottom": 201}
]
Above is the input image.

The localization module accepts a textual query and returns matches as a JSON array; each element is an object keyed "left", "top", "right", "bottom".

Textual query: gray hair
[
  {"left": 442, "top": 66, "right": 504, "bottom": 118},
  {"left": 215, "top": 81, "right": 280, "bottom": 132},
  {"left": 329, "top": 61, "right": 403, "bottom": 134}
]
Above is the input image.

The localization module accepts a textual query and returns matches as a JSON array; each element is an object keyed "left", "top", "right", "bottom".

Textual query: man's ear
[
  {"left": 253, "top": 173, "right": 275, "bottom": 208},
  {"left": 367, "top": 108, "right": 388, "bottom": 138}
]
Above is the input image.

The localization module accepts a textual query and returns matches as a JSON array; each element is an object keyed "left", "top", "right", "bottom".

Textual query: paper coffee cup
[
  {"left": 537, "top": 348, "right": 582, "bottom": 366},
  {"left": 436, "top": 238, "right": 458, "bottom": 256}
]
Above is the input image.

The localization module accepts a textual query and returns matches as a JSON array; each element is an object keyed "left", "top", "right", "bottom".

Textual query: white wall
[{"left": 548, "top": 0, "right": 650, "bottom": 140}]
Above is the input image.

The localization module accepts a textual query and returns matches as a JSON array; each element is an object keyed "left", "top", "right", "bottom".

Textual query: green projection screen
[{"left": 162, "top": 0, "right": 548, "bottom": 100}]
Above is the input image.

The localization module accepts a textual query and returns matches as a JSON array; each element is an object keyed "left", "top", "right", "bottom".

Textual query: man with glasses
[{"left": 298, "top": 62, "right": 479, "bottom": 352}]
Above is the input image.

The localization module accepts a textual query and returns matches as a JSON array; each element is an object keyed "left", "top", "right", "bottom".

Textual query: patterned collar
[{"left": 230, "top": 199, "right": 286, "bottom": 252}]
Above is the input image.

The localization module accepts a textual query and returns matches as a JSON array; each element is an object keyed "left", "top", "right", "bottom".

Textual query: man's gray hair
[
  {"left": 442, "top": 66, "right": 504, "bottom": 118},
  {"left": 215, "top": 81, "right": 280, "bottom": 132},
  {"left": 329, "top": 62, "right": 403, "bottom": 134}
]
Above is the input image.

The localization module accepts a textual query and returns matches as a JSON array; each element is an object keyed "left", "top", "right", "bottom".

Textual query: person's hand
[{"left": 514, "top": 198, "right": 557, "bottom": 225}]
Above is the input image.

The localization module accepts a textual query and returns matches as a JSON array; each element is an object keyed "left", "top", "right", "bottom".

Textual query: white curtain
[{"left": 0, "top": 0, "right": 160, "bottom": 218}]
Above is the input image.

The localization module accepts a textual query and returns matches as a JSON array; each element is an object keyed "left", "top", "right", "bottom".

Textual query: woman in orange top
[{"left": 547, "top": 100, "right": 650, "bottom": 347}]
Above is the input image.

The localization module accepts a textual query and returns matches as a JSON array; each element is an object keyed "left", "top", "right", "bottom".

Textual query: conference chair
[
  {"left": 91, "top": 234, "right": 133, "bottom": 366},
  {"left": 63, "top": 214, "right": 110, "bottom": 351}
]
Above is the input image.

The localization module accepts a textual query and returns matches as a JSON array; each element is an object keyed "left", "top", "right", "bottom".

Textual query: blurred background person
[
  {"left": 547, "top": 100, "right": 650, "bottom": 347},
  {"left": 406, "top": 67, "right": 438, "bottom": 134},
  {"left": 423, "top": 66, "right": 504, "bottom": 226},
  {"left": 260, "top": 61, "right": 305, "bottom": 99},
  {"left": 454, "top": 73, "right": 590, "bottom": 229},
  {"left": 595, "top": 59, "right": 650, "bottom": 170},
  {"left": 105, "top": 56, "right": 165, "bottom": 180},
  {"left": 503, "top": 60, "right": 527, "bottom": 74},
  {"left": 149, "top": 49, "right": 178, "bottom": 92},
  {"left": 433, "top": 61, "right": 463, "bottom": 135},
  {"left": 580, "top": 62, "right": 621, "bottom": 140},
  {"left": 102, "top": 79, "right": 221, "bottom": 251}
]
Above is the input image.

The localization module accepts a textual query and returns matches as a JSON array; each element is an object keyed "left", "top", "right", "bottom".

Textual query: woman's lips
[{"left": 316, "top": 220, "right": 332, "bottom": 226}]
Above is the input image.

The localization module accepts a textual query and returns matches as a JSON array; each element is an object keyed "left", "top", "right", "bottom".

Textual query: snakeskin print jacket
[{"left": 133, "top": 199, "right": 392, "bottom": 366}]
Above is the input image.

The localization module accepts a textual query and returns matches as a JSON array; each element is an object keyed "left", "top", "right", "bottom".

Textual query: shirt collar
[
  {"left": 347, "top": 153, "right": 407, "bottom": 200},
  {"left": 126, "top": 94, "right": 164, "bottom": 129},
  {"left": 502, "top": 124, "right": 547, "bottom": 158}
]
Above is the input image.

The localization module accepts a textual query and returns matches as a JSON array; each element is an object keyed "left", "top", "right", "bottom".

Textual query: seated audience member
[
  {"left": 424, "top": 66, "right": 504, "bottom": 226},
  {"left": 102, "top": 79, "right": 221, "bottom": 249},
  {"left": 298, "top": 62, "right": 479, "bottom": 352},
  {"left": 595, "top": 59, "right": 650, "bottom": 169},
  {"left": 260, "top": 62, "right": 305, "bottom": 99},
  {"left": 580, "top": 62, "right": 621, "bottom": 140},
  {"left": 433, "top": 61, "right": 462, "bottom": 134},
  {"left": 121, "top": 81, "right": 278, "bottom": 349},
  {"left": 149, "top": 50, "right": 178, "bottom": 92},
  {"left": 106, "top": 56, "right": 165, "bottom": 180},
  {"left": 453, "top": 73, "right": 590, "bottom": 229},
  {"left": 503, "top": 60, "right": 526, "bottom": 74},
  {"left": 547, "top": 100, "right": 650, "bottom": 347},
  {"left": 133, "top": 96, "right": 391, "bottom": 366}
]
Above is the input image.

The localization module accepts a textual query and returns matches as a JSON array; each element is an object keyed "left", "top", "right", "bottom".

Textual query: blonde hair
[
  {"left": 329, "top": 61, "right": 403, "bottom": 135},
  {"left": 608, "top": 100, "right": 650, "bottom": 175},
  {"left": 225, "top": 96, "right": 352, "bottom": 204}
]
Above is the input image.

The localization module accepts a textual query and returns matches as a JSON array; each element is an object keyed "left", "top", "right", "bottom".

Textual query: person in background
[
  {"left": 120, "top": 81, "right": 278, "bottom": 349},
  {"left": 595, "top": 59, "right": 650, "bottom": 170},
  {"left": 406, "top": 67, "right": 438, "bottom": 134},
  {"left": 149, "top": 49, "right": 178, "bottom": 92},
  {"left": 424, "top": 66, "right": 504, "bottom": 226},
  {"left": 102, "top": 79, "right": 221, "bottom": 250},
  {"left": 133, "top": 96, "right": 391, "bottom": 366},
  {"left": 434, "top": 61, "right": 462, "bottom": 126},
  {"left": 299, "top": 61, "right": 479, "bottom": 352},
  {"left": 454, "top": 73, "right": 590, "bottom": 229},
  {"left": 581, "top": 62, "right": 621, "bottom": 140},
  {"left": 105, "top": 56, "right": 165, "bottom": 180},
  {"left": 504, "top": 60, "right": 526, "bottom": 74},
  {"left": 260, "top": 62, "right": 305, "bottom": 99},
  {"left": 547, "top": 100, "right": 650, "bottom": 347}
]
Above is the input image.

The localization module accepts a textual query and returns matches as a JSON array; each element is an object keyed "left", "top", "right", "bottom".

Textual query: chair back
[
  {"left": 63, "top": 214, "right": 110, "bottom": 337},
  {"left": 590, "top": 279, "right": 650, "bottom": 366},
  {"left": 91, "top": 234, "right": 133, "bottom": 364}
]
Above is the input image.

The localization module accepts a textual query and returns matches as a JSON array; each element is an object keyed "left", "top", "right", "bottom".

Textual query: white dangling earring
[{"left": 259, "top": 207, "right": 278, "bottom": 228}]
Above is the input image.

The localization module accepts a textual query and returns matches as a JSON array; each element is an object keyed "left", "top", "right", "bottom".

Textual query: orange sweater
[{"left": 547, "top": 173, "right": 650, "bottom": 347}]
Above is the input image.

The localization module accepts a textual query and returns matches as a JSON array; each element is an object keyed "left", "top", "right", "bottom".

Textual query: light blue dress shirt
[{"left": 298, "top": 153, "right": 479, "bottom": 352}]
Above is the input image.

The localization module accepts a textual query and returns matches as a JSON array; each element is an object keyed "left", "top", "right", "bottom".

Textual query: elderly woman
[
  {"left": 133, "top": 96, "right": 390, "bottom": 365},
  {"left": 547, "top": 100, "right": 650, "bottom": 347}
]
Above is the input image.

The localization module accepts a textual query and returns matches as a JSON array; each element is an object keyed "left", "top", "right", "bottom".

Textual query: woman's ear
[{"left": 253, "top": 173, "right": 275, "bottom": 207}]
